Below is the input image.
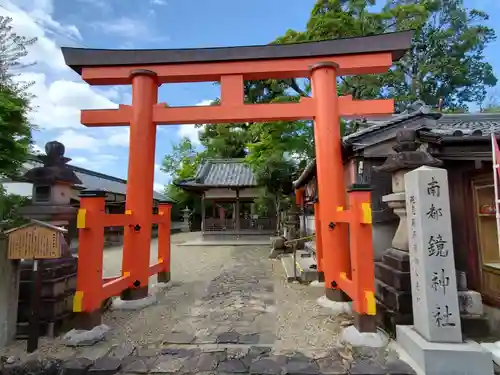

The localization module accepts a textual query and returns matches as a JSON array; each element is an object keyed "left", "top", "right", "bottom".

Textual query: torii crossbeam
[{"left": 62, "top": 30, "right": 412, "bottom": 331}]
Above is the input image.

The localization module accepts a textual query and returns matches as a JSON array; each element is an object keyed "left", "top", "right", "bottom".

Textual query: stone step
[
  {"left": 295, "top": 254, "right": 318, "bottom": 283},
  {"left": 280, "top": 254, "right": 297, "bottom": 282}
]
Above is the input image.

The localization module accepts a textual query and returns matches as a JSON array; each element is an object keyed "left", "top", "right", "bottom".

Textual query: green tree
[
  {"left": 0, "top": 185, "right": 29, "bottom": 230},
  {"left": 252, "top": 155, "right": 297, "bottom": 233},
  {"left": 161, "top": 138, "right": 205, "bottom": 214},
  {"left": 274, "top": 0, "right": 497, "bottom": 112},
  {"left": 0, "top": 16, "right": 35, "bottom": 178}
]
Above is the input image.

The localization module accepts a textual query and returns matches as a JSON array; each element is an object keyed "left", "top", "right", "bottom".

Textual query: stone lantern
[{"left": 19, "top": 141, "right": 82, "bottom": 249}]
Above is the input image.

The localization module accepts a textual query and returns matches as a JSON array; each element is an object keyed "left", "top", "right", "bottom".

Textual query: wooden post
[
  {"left": 235, "top": 189, "right": 240, "bottom": 237},
  {"left": 121, "top": 69, "right": 158, "bottom": 301},
  {"left": 157, "top": 202, "right": 171, "bottom": 283},
  {"left": 201, "top": 193, "right": 206, "bottom": 232},
  {"left": 310, "top": 62, "right": 351, "bottom": 301},
  {"left": 27, "top": 259, "right": 42, "bottom": 353},
  {"left": 74, "top": 190, "right": 106, "bottom": 329}
]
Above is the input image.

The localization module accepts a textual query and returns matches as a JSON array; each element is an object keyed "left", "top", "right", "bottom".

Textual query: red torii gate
[{"left": 62, "top": 31, "right": 412, "bottom": 332}]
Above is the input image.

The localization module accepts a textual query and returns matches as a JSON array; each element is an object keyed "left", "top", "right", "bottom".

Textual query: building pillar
[
  {"left": 121, "top": 69, "right": 158, "bottom": 301},
  {"left": 235, "top": 189, "right": 240, "bottom": 237},
  {"left": 310, "top": 62, "right": 350, "bottom": 301},
  {"left": 201, "top": 193, "right": 206, "bottom": 232}
]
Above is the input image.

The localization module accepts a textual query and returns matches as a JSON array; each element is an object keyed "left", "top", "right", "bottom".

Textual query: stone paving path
[{"left": 0, "top": 233, "right": 416, "bottom": 374}]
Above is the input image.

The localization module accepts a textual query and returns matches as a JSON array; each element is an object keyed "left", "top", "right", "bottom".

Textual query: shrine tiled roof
[
  {"left": 293, "top": 103, "right": 500, "bottom": 188},
  {"left": 176, "top": 159, "right": 257, "bottom": 190}
]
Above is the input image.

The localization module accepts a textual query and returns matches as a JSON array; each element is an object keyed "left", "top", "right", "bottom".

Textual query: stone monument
[
  {"left": 397, "top": 166, "right": 493, "bottom": 375},
  {"left": 373, "top": 129, "right": 442, "bottom": 333}
]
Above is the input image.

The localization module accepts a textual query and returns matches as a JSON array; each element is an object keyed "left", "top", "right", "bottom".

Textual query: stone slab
[
  {"left": 62, "top": 324, "right": 110, "bottom": 347},
  {"left": 396, "top": 325, "right": 494, "bottom": 375}
]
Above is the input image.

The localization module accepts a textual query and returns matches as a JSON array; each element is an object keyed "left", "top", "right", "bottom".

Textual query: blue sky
[{"left": 3, "top": 0, "right": 500, "bottom": 191}]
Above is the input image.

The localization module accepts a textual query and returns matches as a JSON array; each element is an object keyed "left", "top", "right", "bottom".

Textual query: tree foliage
[
  {"left": 0, "top": 16, "right": 34, "bottom": 178},
  {"left": 161, "top": 0, "right": 498, "bottom": 217}
]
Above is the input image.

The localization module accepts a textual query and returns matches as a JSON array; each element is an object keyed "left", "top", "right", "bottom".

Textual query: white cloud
[
  {"left": 153, "top": 182, "right": 165, "bottom": 193},
  {"left": 151, "top": 0, "right": 168, "bottom": 5},
  {"left": 107, "top": 128, "right": 130, "bottom": 147},
  {"left": 15, "top": 73, "right": 118, "bottom": 130},
  {"left": 56, "top": 130, "right": 101, "bottom": 150},
  {"left": 176, "top": 99, "right": 214, "bottom": 145}
]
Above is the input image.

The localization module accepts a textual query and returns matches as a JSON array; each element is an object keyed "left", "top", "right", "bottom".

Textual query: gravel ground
[{"left": 0, "top": 232, "right": 372, "bottom": 365}]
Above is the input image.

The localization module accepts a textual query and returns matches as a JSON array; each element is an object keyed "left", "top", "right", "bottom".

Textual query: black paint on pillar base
[
  {"left": 325, "top": 288, "right": 351, "bottom": 302},
  {"left": 120, "top": 286, "right": 149, "bottom": 301},
  {"left": 354, "top": 312, "right": 377, "bottom": 333},
  {"left": 317, "top": 271, "right": 325, "bottom": 283},
  {"left": 158, "top": 271, "right": 171, "bottom": 283},
  {"left": 74, "top": 310, "right": 102, "bottom": 331}
]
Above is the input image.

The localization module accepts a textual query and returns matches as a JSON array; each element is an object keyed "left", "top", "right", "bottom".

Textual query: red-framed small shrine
[{"left": 62, "top": 31, "right": 412, "bottom": 332}]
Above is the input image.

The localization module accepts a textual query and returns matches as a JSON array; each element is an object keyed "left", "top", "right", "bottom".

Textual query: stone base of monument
[
  {"left": 341, "top": 325, "right": 389, "bottom": 348},
  {"left": 62, "top": 324, "right": 110, "bottom": 346},
  {"left": 316, "top": 295, "right": 352, "bottom": 315},
  {"left": 111, "top": 282, "right": 170, "bottom": 311},
  {"left": 396, "top": 325, "right": 494, "bottom": 375}
]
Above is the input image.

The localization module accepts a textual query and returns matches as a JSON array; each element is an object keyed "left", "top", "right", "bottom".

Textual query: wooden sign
[{"left": 6, "top": 221, "right": 66, "bottom": 260}]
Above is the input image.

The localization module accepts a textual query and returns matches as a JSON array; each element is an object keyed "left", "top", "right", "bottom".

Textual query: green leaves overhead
[{"left": 161, "top": 0, "right": 497, "bottom": 213}]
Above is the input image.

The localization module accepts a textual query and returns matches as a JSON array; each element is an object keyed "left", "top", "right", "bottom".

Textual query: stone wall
[{"left": 0, "top": 233, "right": 19, "bottom": 348}]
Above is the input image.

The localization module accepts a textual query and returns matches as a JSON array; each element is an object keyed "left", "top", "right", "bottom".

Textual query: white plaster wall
[{"left": 204, "top": 187, "right": 262, "bottom": 199}]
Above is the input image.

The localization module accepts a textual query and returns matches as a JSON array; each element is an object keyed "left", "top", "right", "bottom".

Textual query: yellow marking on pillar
[
  {"left": 123, "top": 271, "right": 130, "bottom": 277},
  {"left": 125, "top": 210, "right": 132, "bottom": 215},
  {"left": 361, "top": 203, "right": 372, "bottom": 224},
  {"left": 340, "top": 272, "right": 347, "bottom": 280},
  {"left": 365, "top": 291, "right": 376, "bottom": 315},
  {"left": 158, "top": 257, "right": 164, "bottom": 263},
  {"left": 73, "top": 291, "right": 83, "bottom": 312},
  {"left": 159, "top": 212, "right": 164, "bottom": 216},
  {"left": 77, "top": 209, "right": 86, "bottom": 229},
  {"left": 336, "top": 206, "right": 344, "bottom": 212}
]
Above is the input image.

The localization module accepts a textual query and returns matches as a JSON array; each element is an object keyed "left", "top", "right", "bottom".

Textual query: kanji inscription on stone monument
[{"left": 405, "top": 166, "right": 462, "bottom": 343}]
